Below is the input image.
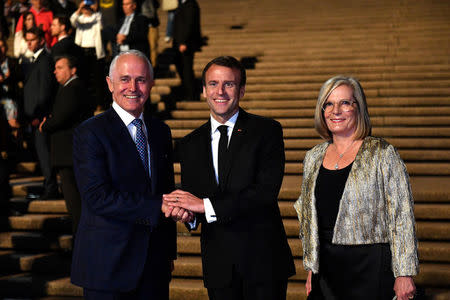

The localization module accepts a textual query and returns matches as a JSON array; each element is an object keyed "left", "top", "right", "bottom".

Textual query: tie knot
[
  {"left": 132, "top": 119, "right": 143, "bottom": 128},
  {"left": 218, "top": 125, "right": 228, "bottom": 136}
]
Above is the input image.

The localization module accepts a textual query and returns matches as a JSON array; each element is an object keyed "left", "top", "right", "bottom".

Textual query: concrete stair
[{"left": 2, "top": 0, "right": 450, "bottom": 298}]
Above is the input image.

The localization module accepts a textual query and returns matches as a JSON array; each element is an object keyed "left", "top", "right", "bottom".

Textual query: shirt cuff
[{"left": 203, "top": 198, "right": 217, "bottom": 223}]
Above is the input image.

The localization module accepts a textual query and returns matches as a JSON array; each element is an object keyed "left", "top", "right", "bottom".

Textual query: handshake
[{"left": 161, "top": 189, "right": 205, "bottom": 223}]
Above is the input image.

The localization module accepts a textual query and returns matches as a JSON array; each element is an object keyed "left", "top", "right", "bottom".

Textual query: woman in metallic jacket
[{"left": 294, "top": 76, "right": 418, "bottom": 300}]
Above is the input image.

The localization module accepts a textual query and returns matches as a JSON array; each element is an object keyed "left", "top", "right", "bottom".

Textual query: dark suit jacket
[
  {"left": 49, "top": 0, "right": 77, "bottom": 17},
  {"left": 178, "top": 109, "right": 295, "bottom": 288},
  {"left": 117, "top": 14, "right": 150, "bottom": 57},
  {"left": 173, "top": 0, "right": 202, "bottom": 52},
  {"left": 51, "top": 37, "right": 87, "bottom": 80},
  {"left": 23, "top": 49, "right": 56, "bottom": 120},
  {"left": 71, "top": 108, "right": 176, "bottom": 291},
  {"left": 42, "top": 77, "right": 91, "bottom": 167}
]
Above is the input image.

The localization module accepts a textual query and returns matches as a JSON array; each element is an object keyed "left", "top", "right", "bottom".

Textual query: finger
[
  {"left": 180, "top": 210, "right": 190, "bottom": 223},
  {"left": 165, "top": 205, "right": 174, "bottom": 218}
]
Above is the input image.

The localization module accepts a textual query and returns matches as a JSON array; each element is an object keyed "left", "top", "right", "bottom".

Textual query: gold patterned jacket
[{"left": 294, "top": 136, "right": 419, "bottom": 277}]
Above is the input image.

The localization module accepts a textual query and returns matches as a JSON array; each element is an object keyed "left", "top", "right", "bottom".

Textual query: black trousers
[
  {"left": 59, "top": 167, "right": 81, "bottom": 235},
  {"left": 34, "top": 128, "right": 58, "bottom": 194},
  {"left": 207, "top": 266, "right": 288, "bottom": 300},
  {"left": 174, "top": 49, "right": 196, "bottom": 100}
]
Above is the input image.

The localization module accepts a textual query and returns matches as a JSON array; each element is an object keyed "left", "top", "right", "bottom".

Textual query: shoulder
[
  {"left": 76, "top": 109, "right": 112, "bottom": 134},
  {"left": 362, "top": 136, "right": 393, "bottom": 153},
  {"left": 179, "top": 121, "right": 208, "bottom": 146}
]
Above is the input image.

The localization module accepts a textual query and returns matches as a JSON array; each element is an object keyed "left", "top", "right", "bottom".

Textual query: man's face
[
  {"left": 54, "top": 58, "right": 76, "bottom": 85},
  {"left": 50, "top": 18, "right": 63, "bottom": 37},
  {"left": 25, "top": 32, "right": 44, "bottom": 53},
  {"left": 30, "top": 0, "right": 42, "bottom": 10},
  {"left": 203, "top": 65, "right": 244, "bottom": 124},
  {"left": 106, "top": 54, "right": 154, "bottom": 118},
  {"left": 122, "top": 0, "right": 136, "bottom": 16}
]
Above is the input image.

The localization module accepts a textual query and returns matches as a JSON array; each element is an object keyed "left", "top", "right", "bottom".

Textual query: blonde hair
[{"left": 314, "top": 75, "right": 372, "bottom": 141}]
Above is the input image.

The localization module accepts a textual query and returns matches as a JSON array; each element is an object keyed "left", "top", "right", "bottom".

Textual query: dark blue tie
[{"left": 132, "top": 119, "right": 149, "bottom": 176}]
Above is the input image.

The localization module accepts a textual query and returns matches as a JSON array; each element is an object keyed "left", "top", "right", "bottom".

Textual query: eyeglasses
[{"left": 322, "top": 100, "right": 356, "bottom": 113}]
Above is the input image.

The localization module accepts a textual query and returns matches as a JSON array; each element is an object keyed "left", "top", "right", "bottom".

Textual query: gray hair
[
  {"left": 314, "top": 75, "right": 372, "bottom": 141},
  {"left": 108, "top": 50, "right": 154, "bottom": 80}
]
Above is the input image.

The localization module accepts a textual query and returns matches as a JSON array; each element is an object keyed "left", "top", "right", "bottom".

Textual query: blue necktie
[{"left": 132, "top": 119, "right": 149, "bottom": 176}]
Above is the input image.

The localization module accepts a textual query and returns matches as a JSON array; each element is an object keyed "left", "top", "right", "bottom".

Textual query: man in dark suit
[
  {"left": 115, "top": 0, "right": 150, "bottom": 58},
  {"left": 173, "top": 0, "right": 202, "bottom": 100},
  {"left": 24, "top": 26, "right": 58, "bottom": 200},
  {"left": 50, "top": 16, "right": 86, "bottom": 81},
  {"left": 71, "top": 50, "right": 190, "bottom": 300},
  {"left": 164, "top": 56, "right": 295, "bottom": 299},
  {"left": 49, "top": 0, "right": 77, "bottom": 17},
  {"left": 39, "top": 55, "right": 91, "bottom": 236}
]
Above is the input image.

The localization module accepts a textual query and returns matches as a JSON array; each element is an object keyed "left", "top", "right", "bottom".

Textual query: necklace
[{"left": 333, "top": 140, "right": 355, "bottom": 170}]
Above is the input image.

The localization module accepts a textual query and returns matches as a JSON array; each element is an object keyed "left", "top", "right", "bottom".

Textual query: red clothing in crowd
[{"left": 15, "top": 6, "right": 56, "bottom": 47}]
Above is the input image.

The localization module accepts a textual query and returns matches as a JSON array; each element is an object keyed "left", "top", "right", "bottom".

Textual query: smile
[{"left": 125, "top": 95, "right": 139, "bottom": 99}]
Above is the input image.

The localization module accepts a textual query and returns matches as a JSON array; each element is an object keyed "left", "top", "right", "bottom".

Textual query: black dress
[{"left": 310, "top": 163, "right": 395, "bottom": 300}]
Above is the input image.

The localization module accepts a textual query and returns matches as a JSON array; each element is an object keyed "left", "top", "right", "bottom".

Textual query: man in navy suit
[
  {"left": 164, "top": 56, "right": 295, "bottom": 299},
  {"left": 71, "top": 50, "right": 190, "bottom": 299}
]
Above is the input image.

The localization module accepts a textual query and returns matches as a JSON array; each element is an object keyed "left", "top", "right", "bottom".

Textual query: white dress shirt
[
  {"left": 203, "top": 111, "right": 239, "bottom": 223},
  {"left": 118, "top": 13, "right": 135, "bottom": 52},
  {"left": 112, "top": 101, "right": 151, "bottom": 177}
]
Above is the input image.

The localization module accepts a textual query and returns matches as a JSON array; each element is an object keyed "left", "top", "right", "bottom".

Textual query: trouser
[
  {"left": 174, "top": 49, "right": 196, "bottom": 100},
  {"left": 148, "top": 26, "right": 159, "bottom": 68},
  {"left": 207, "top": 266, "right": 288, "bottom": 300},
  {"left": 59, "top": 167, "right": 81, "bottom": 235},
  {"left": 34, "top": 129, "right": 58, "bottom": 194}
]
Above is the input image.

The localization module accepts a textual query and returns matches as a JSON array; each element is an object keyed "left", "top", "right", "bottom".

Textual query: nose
[
  {"left": 217, "top": 83, "right": 225, "bottom": 95},
  {"left": 332, "top": 102, "right": 341, "bottom": 114},
  {"left": 129, "top": 79, "right": 136, "bottom": 91}
]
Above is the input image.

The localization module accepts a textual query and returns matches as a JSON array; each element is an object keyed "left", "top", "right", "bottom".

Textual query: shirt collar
[
  {"left": 112, "top": 101, "right": 144, "bottom": 127},
  {"left": 58, "top": 35, "right": 69, "bottom": 41},
  {"left": 32, "top": 48, "right": 44, "bottom": 60},
  {"left": 63, "top": 75, "right": 78, "bottom": 87},
  {"left": 210, "top": 110, "right": 239, "bottom": 134}
]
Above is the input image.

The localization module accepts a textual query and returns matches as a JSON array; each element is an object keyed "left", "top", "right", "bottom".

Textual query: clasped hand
[{"left": 162, "top": 190, "right": 205, "bottom": 223}]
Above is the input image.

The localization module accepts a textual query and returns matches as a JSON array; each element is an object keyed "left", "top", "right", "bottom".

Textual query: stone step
[
  {"left": 8, "top": 214, "right": 71, "bottom": 232},
  {"left": 0, "top": 232, "right": 71, "bottom": 251},
  {"left": 175, "top": 97, "right": 450, "bottom": 110},
  {"left": 171, "top": 127, "right": 450, "bottom": 139},
  {"left": 171, "top": 106, "right": 450, "bottom": 120},
  {"left": 0, "top": 252, "right": 71, "bottom": 274},
  {"left": 166, "top": 116, "right": 450, "bottom": 129}
]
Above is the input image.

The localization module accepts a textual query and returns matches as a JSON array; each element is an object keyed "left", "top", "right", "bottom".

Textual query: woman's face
[
  {"left": 323, "top": 84, "right": 358, "bottom": 138},
  {"left": 24, "top": 14, "right": 34, "bottom": 29}
]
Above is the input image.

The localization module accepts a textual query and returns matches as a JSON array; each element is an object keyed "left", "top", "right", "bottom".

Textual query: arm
[
  {"left": 382, "top": 144, "right": 418, "bottom": 298},
  {"left": 72, "top": 124, "right": 162, "bottom": 226},
  {"left": 42, "top": 87, "right": 80, "bottom": 133}
]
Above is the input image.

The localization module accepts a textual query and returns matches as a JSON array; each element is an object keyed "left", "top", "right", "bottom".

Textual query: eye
[
  {"left": 208, "top": 82, "right": 217, "bottom": 87},
  {"left": 341, "top": 100, "right": 352, "bottom": 105},
  {"left": 224, "top": 82, "right": 236, "bottom": 88},
  {"left": 120, "top": 77, "right": 130, "bottom": 83},
  {"left": 136, "top": 78, "right": 146, "bottom": 84},
  {"left": 323, "top": 102, "right": 333, "bottom": 108}
]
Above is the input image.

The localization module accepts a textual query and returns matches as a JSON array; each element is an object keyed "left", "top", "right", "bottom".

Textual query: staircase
[{"left": 1, "top": 0, "right": 449, "bottom": 299}]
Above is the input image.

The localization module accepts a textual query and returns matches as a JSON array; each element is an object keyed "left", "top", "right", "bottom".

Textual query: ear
[
  {"left": 106, "top": 76, "right": 114, "bottom": 92},
  {"left": 239, "top": 85, "right": 245, "bottom": 99},
  {"left": 202, "top": 85, "right": 207, "bottom": 99}
]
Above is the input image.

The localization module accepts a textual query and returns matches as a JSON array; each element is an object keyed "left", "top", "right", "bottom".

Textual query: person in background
[
  {"left": 172, "top": 0, "right": 202, "bottom": 101},
  {"left": 14, "top": 11, "right": 36, "bottom": 59},
  {"left": 70, "top": 0, "right": 106, "bottom": 110},
  {"left": 49, "top": 0, "right": 77, "bottom": 17},
  {"left": 294, "top": 76, "right": 418, "bottom": 300},
  {"left": 39, "top": 55, "right": 90, "bottom": 237},
  {"left": 115, "top": 0, "right": 149, "bottom": 57},
  {"left": 160, "top": 0, "right": 177, "bottom": 43},
  {"left": 140, "top": 0, "right": 159, "bottom": 68},
  {"left": 23, "top": 26, "right": 58, "bottom": 200},
  {"left": 15, "top": 0, "right": 55, "bottom": 47}
]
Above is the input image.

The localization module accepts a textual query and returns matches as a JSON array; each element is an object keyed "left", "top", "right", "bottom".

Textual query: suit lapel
[{"left": 107, "top": 109, "right": 151, "bottom": 183}]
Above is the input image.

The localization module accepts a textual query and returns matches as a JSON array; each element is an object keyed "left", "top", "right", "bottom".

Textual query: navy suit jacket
[{"left": 71, "top": 107, "right": 176, "bottom": 291}]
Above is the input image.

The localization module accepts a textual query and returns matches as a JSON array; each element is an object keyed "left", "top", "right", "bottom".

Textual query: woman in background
[
  {"left": 294, "top": 75, "right": 418, "bottom": 300},
  {"left": 14, "top": 11, "right": 35, "bottom": 59}
]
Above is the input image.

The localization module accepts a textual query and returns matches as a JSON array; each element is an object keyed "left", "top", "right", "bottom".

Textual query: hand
[
  {"left": 76, "top": 1, "right": 85, "bottom": 13},
  {"left": 116, "top": 33, "right": 126, "bottom": 45},
  {"left": 394, "top": 276, "right": 416, "bottom": 300},
  {"left": 162, "top": 201, "right": 194, "bottom": 223},
  {"left": 163, "top": 190, "right": 205, "bottom": 213},
  {"left": 179, "top": 44, "right": 187, "bottom": 53},
  {"left": 38, "top": 116, "right": 46, "bottom": 133},
  {"left": 305, "top": 270, "right": 312, "bottom": 295}
]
